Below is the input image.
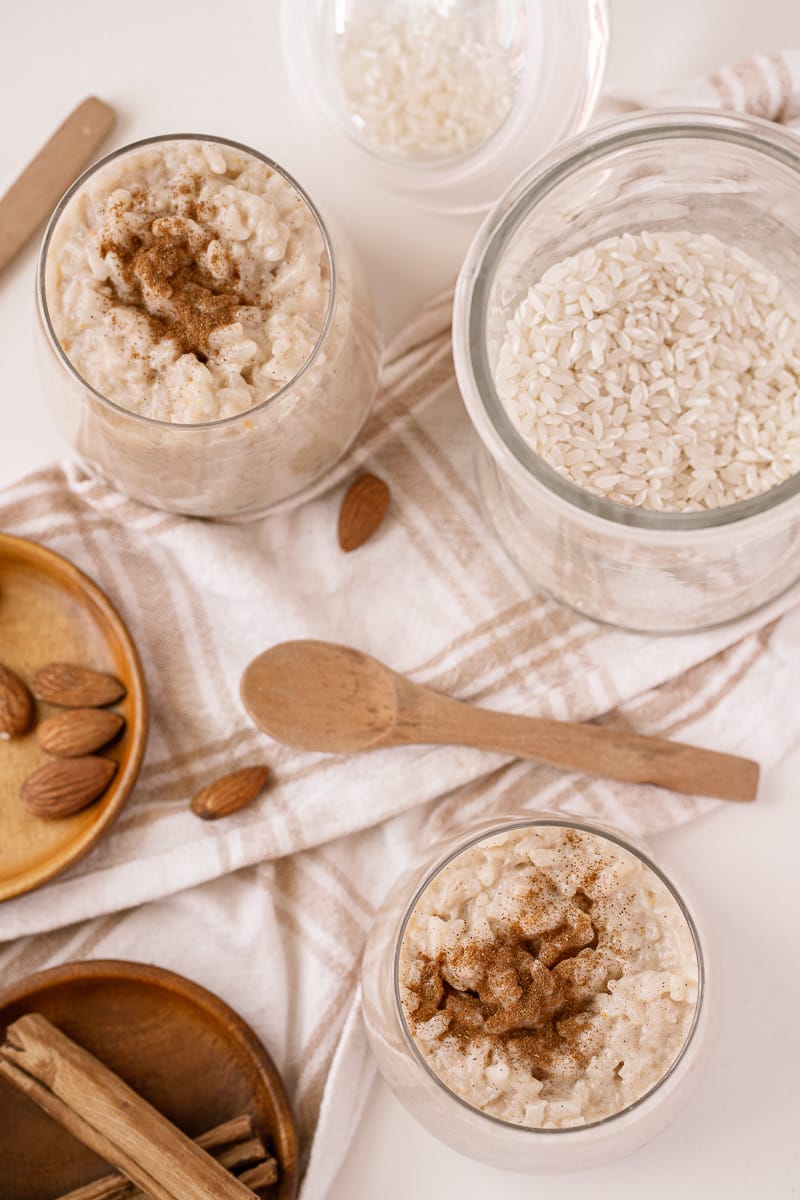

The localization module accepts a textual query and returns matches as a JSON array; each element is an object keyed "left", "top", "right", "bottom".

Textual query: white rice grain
[
  {"left": 337, "top": 6, "right": 515, "bottom": 161},
  {"left": 494, "top": 231, "right": 800, "bottom": 511}
]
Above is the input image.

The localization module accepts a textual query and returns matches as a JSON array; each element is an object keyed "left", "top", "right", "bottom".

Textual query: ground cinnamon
[
  {"left": 99, "top": 177, "right": 252, "bottom": 357},
  {"left": 405, "top": 872, "right": 620, "bottom": 1082}
]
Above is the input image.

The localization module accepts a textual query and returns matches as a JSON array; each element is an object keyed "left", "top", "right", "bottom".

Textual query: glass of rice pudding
[
  {"left": 37, "top": 135, "right": 383, "bottom": 519},
  {"left": 361, "top": 814, "right": 711, "bottom": 1171}
]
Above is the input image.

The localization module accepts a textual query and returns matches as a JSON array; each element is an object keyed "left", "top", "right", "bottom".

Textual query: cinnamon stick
[
  {"left": 217, "top": 1137, "right": 269, "bottom": 1172},
  {"left": 0, "top": 1014, "right": 258, "bottom": 1200},
  {"left": 52, "top": 1116, "right": 277, "bottom": 1200},
  {"left": 240, "top": 1160, "right": 279, "bottom": 1189}
]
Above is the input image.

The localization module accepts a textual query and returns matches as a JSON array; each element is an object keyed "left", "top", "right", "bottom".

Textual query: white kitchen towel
[
  {"left": 2, "top": 48, "right": 800, "bottom": 1200},
  {"left": 3, "top": 323, "right": 798, "bottom": 942},
  {"left": 603, "top": 48, "right": 800, "bottom": 126}
]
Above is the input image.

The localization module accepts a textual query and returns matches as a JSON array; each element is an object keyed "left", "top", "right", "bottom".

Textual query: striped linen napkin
[
  {"left": 602, "top": 48, "right": 800, "bottom": 125},
  {"left": 3, "top": 49, "right": 800, "bottom": 1200}
]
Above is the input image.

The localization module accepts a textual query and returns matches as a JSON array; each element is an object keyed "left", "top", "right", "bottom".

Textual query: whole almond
[
  {"left": 191, "top": 766, "right": 271, "bottom": 821},
  {"left": 0, "top": 663, "right": 34, "bottom": 738},
  {"left": 37, "top": 708, "right": 125, "bottom": 757},
  {"left": 21, "top": 756, "right": 117, "bottom": 819},
  {"left": 32, "top": 663, "right": 126, "bottom": 708},
  {"left": 337, "top": 473, "right": 390, "bottom": 552}
]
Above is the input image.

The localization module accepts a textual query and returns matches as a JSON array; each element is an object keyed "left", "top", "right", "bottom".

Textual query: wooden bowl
[
  {"left": 0, "top": 533, "right": 148, "bottom": 901},
  {"left": 0, "top": 960, "right": 299, "bottom": 1199}
]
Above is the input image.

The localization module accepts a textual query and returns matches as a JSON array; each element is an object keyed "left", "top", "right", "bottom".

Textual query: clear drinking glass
[
  {"left": 361, "top": 813, "right": 713, "bottom": 1172},
  {"left": 37, "top": 135, "right": 383, "bottom": 520},
  {"left": 453, "top": 110, "right": 800, "bottom": 630},
  {"left": 281, "top": 0, "right": 610, "bottom": 213}
]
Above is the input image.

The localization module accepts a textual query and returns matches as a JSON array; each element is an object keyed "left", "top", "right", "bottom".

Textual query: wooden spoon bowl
[{"left": 242, "top": 639, "right": 398, "bottom": 752}]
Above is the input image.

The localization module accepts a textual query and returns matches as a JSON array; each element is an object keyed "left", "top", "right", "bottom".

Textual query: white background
[{"left": 2, "top": 1, "right": 800, "bottom": 1196}]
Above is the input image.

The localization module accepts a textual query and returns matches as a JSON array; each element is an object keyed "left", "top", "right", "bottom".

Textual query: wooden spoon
[
  {"left": 0, "top": 97, "right": 116, "bottom": 278},
  {"left": 240, "top": 640, "right": 759, "bottom": 802}
]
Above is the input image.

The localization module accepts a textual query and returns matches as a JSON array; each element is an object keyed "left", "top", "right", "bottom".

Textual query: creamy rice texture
[
  {"left": 399, "top": 825, "right": 698, "bottom": 1128},
  {"left": 45, "top": 140, "right": 330, "bottom": 423}
]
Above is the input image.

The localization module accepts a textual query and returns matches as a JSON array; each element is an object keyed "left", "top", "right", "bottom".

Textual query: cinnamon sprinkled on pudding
[
  {"left": 99, "top": 177, "right": 252, "bottom": 358},
  {"left": 399, "top": 826, "right": 698, "bottom": 1128},
  {"left": 45, "top": 140, "right": 330, "bottom": 422}
]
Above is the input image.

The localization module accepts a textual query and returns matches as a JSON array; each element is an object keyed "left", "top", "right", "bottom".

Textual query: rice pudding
[
  {"left": 38, "top": 136, "right": 382, "bottom": 518},
  {"left": 46, "top": 139, "right": 329, "bottom": 423},
  {"left": 398, "top": 824, "right": 698, "bottom": 1128}
]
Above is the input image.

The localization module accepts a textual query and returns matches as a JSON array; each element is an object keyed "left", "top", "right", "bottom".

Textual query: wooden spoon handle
[
  {"left": 0, "top": 96, "right": 115, "bottom": 277},
  {"left": 396, "top": 698, "right": 759, "bottom": 802}
]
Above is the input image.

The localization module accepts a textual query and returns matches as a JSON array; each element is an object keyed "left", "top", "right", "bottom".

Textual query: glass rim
[
  {"left": 455, "top": 107, "right": 800, "bottom": 532},
  {"left": 326, "top": 0, "right": 608, "bottom": 177},
  {"left": 392, "top": 814, "right": 705, "bottom": 1136},
  {"left": 37, "top": 132, "right": 337, "bottom": 433},
  {"left": 280, "top": 0, "right": 610, "bottom": 189}
]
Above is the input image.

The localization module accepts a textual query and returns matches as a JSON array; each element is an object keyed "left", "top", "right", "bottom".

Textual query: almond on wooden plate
[
  {"left": 32, "top": 663, "right": 126, "bottom": 708},
  {"left": 21, "top": 756, "right": 117, "bottom": 819},
  {"left": 191, "top": 766, "right": 271, "bottom": 821},
  {"left": 37, "top": 708, "right": 125, "bottom": 757},
  {"left": 337, "top": 473, "right": 390, "bottom": 552},
  {"left": 0, "top": 663, "right": 34, "bottom": 738}
]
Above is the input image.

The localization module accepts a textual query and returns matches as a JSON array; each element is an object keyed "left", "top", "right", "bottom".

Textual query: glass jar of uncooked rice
[{"left": 454, "top": 110, "right": 800, "bottom": 631}]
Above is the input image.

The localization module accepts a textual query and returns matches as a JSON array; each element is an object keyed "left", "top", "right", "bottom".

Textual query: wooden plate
[
  {"left": 0, "top": 960, "right": 299, "bottom": 1199},
  {"left": 0, "top": 533, "right": 148, "bottom": 901}
]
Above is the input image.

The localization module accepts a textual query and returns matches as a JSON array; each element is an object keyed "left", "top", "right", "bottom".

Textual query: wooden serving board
[
  {"left": 0, "top": 533, "right": 148, "bottom": 901},
  {"left": 0, "top": 960, "right": 299, "bottom": 1200}
]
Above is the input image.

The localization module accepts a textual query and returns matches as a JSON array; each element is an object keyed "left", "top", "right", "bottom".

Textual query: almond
[
  {"left": 32, "top": 663, "right": 126, "bottom": 708},
  {"left": 191, "top": 765, "right": 271, "bottom": 821},
  {"left": 337, "top": 473, "right": 390, "bottom": 552},
  {"left": 37, "top": 708, "right": 125, "bottom": 757},
  {"left": 0, "top": 663, "right": 34, "bottom": 738},
  {"left": 21, "top": 756, "right": 118, "bottom": 819}
]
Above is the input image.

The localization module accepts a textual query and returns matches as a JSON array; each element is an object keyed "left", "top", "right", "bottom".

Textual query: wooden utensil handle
[
  {"left": 406, "top": 698, "right": 759, "bottom": 802},
  {"left": 0, "top": 97, "right": 115, "bottom": 276}
]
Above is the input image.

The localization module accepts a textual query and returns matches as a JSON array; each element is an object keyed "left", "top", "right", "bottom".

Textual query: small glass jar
[
  {"left": 280, "top": 0, "right": 609, "bottom": 214},
  {"left": 361, "top": 813, "right": 712, "bottom": 1172},
  {"left": 37, "top": 135, "right": 383, "bottom": 520},
  {"left": 453, "top": 110, "right": 800, "bottom": 631}
]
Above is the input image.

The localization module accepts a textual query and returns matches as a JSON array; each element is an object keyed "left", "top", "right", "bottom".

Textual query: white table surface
[{"left": 3, "top": 1, "right": 800, "bottom": 1196}]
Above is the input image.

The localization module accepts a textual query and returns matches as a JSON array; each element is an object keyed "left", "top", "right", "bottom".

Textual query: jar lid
[{"left": 280, "top": 0, "right": 610, "bottom": 214}]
